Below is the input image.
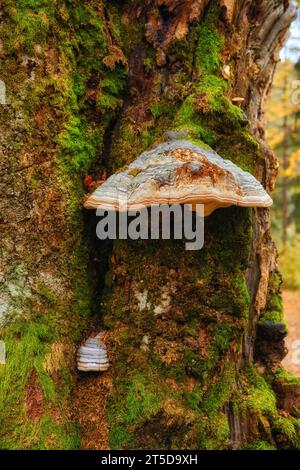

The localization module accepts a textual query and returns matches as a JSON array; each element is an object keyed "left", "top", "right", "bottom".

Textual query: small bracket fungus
[
  {"left": 84, "top": 140, "right": 272, "bottom": 217},
  {"left": 221, "top": 64, "right": 231, "bottom": 80},
  {"left": 77, "top": 332, "right": 109, "bottom": 372}
]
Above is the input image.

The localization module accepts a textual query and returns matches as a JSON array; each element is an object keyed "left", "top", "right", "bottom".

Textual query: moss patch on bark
[{"left": 0, "top": 0, "right": 125, "bottom": 449}]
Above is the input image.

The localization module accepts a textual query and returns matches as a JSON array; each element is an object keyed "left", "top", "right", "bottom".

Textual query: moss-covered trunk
[{"left": 0, "top": 0, "right": 299, "bottom": 450}]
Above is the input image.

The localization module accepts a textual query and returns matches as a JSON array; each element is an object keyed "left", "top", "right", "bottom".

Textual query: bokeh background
[{"left": 266, "top": 6, "right": 300, "bottom": 374}]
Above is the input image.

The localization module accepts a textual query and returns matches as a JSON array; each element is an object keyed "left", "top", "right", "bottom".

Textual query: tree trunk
[{"left": 0, "top": 0, "right": 299, "bottom": 450}]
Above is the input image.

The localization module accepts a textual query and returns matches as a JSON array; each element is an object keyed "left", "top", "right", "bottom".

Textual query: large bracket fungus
[{"left": 84, "top": 140, "right": 272, "bottom": 216}]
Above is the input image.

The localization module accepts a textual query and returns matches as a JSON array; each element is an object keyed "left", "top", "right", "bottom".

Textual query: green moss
[
  {"left": 183, "top": 385, "right": 203, "bottom": 411},
  {"left": 11, "top": 415, "right": 80, "bottom": 450},
  {"left": 259, "top": 272, "right": 285, "bottom": 326},
  {"left": 239, "top": 365, "right": 300, "bottom": 450},
  {"left": 202, "top": 365, "right": 234, "bottom": 417},
  {"left": 123, "top": 372, "right": 161, "bottom": 423},
  {"left": 36, "top": 283, "right": 57, "bottom": 304},
  {"left": 243, "top": 365, "right": 277, "bottom": 418},
  {"left": 194, "top": 6, "right": 226, "bottom": 112},
  {"left": 273, "top": 416, "right": 300, "bottom": 449},
  {"left": 196, "top": 11, "right": 224, "bottom": 76},
  {"left": 109, "top": 424, "right": 134, "bottom": 450},
  {"left": 0, "top": 319, "right": 79, "bottom": 449},
  {"left": 119, "top": 7, "right": 145, "bottom": 57},
  {"left": 57, "top": 117, "right": 102, "bottom": 175},
  {"left": 143, "top": 57, "right": 154, "bottom": 73},
  {"left": 266, "top": 294, "right": 282, "bottom": 315},
  {"left": 109, "top": 371, "right": 163, "bottom": 449},
  {"left": 168, "top": 5, "right": 260, "bottom": 176},
  {"left": 102, "top": 198, "right": 253, "bottom": 449},
  {"left": 150, "top": 103, "right": 165, "bottom": 119},
  {"left": 175, "top": 96, "right": 194, "bottom": 126},
  {"left": 36, "top": 415, "right": 80, "bottom": 450},
  {"left": 244, "top": 440, "right": 276, "bottom": 450},
  {"left": 29, "top": 175, "right": 41, "bottom": 188},
  {"left": 259, "top": 310, "right": 284, "bottom": 324},
  {"left": 215, "top": 130, "right": 259, "bottom": 174},
  {"left": 193, "top": 7, "right": 245, "bottom": 132},
  {"left": 0, "top": 0, "right": 127, "bottom": 450},
  {"left": 211, "top": 323, "right": 233, "bottom": 351},
  {"left": 174, "top": 94, "right": 217, "bottom": 147},
  {"left": 181, "top": 325, "right": 234, "bottom": 384},
  {"left": 183, "top": 350, "right": 212, "bottom": 379},
  {"left": 2, "top": 1, "right": 55, "bottom": 53},
  {"left": 157, "top": 6, "right": 247, "bottom": 155},
  {"left": 108, "top": 122, "right": 156, "bottom": 170},
  {"left": 274, "top": 368, "right": 300, "bottom": 387},
  {"left": 167, "top": 38, "right": 194, "bottom": 73},
  {"left": 203, "top": 412, "right": 230, "bottom": 450},
  {"left": 197, "top": 365, "right": 233, "bottom": 449},
  {"left": 180, "top": 131, "right": 215, "bottom": 150}
]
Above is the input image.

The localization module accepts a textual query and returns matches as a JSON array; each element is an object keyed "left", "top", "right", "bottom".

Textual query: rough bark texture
[{"left": 0, "top": 0, "right": 299, "bottom": 450}]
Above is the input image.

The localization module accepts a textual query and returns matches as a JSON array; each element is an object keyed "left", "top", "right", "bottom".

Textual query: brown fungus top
[{"left": 84, "top": 141, "right": 273, "bottom": 216}]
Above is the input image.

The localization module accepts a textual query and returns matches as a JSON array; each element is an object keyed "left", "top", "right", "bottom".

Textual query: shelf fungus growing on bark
[
  {"left": 84, "top": 140, "right": 272, "bottom": 216},
  {"left": 77, "top": 333, "right": 109, "bottom": 372}
]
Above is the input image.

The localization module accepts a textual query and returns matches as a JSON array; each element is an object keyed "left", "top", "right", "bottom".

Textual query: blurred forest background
[{"left": 266, "top": 6, "right": 300, "bottom": 373}]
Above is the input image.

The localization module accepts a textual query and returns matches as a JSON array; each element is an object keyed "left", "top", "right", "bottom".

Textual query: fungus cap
[
  {"left": 84, "top": 140, "right": 272, "bottom": 216},
  {"left": 77, "top": 333, "right": 109, "bottom": 372}
]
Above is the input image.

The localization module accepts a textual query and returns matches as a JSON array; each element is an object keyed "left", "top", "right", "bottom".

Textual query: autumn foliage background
[{"left": 266, "top": 10, "right": 300, "bottom": 374}]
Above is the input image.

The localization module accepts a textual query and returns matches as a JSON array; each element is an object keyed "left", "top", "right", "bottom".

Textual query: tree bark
[{"left": 0, "top": 0, "right": 299, "bottom": 450}]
